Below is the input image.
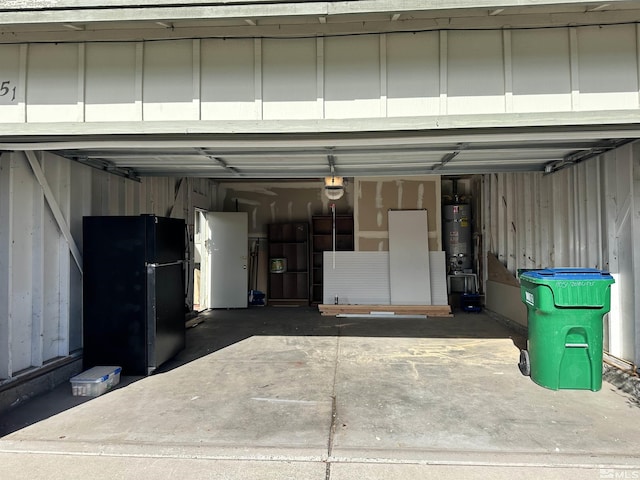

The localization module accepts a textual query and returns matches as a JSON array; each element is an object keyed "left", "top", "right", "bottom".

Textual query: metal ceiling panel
[{"left": 1, "top": 125, "right": 635, "bottom": 179}]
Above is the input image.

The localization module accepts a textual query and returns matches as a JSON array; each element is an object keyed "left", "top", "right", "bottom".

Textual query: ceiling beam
[
  {"left": 62, "top": 154, "right": 141, "bottom": 181},
  {"left": 0, "top": 1, "right": 633, "bottom": 25}
]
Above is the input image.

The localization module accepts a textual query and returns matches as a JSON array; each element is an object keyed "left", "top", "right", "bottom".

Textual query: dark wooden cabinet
[
  {"left": 311, "top": 215, "right": 354, "bottom": 304},
  {"left": 268, "top": 222, "right": 310, "bottom": 305}
]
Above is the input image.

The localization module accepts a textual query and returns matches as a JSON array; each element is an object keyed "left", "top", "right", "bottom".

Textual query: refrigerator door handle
[{"left": 146, "top": 260, "right": 184, "bottom": 268}]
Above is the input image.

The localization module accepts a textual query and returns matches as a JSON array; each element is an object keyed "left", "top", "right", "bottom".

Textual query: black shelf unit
[
  {"left": 268, "top": 222, "right": 310, "bottom": 305},
  {"left": 311, "top": 214, "right": 354, "bottom": 304}
]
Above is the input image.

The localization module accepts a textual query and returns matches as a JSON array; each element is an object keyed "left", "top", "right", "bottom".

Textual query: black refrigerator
[{"left": 83, "top": 215, "right": 186, "bottom": 375}]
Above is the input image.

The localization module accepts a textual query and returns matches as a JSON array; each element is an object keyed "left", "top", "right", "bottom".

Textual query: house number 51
[{"left": 0, "top": 81, "right": 17, "bottom": 101}]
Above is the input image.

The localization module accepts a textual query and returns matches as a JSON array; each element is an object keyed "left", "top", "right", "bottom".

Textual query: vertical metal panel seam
[
  {"left": 18, "top": 44, "right": 27, "bottom": 123},
  {"left": 135, "top": 43, "right": 143, "bottom": 121},
  {"left": 492, "top": 174, "right": 499, "bottom": 258},
  {"left": 569, "top": 27, "right": 580, "bottom": 111},
  {"left": 316, "top": 37, "right": 324, "bottom": 119},
  {"left": 630, "top": 142, "right": 640, "bottom": 365},
  {"left": 499, "top": 173, "right": 507, "bottom": 267},
  {"left": 254, "top": 38, "right": 262, "bottom": 120},
  {"left": 580, "top": 163, "right": 588, "bottom": 265},
  {"left": 512, "top": 174, "right": 521, "bottom": 269},
  {"left": 596, "top": 155, "right": 604, "bottom": 269},
  {"left": 503, "top": 29, "right": 513, "bottom": 113},
  {"left": 518, "top": 174, "right": 534, "bottom": 268},
  {"left": 31, "top": 153, "right": 44, "bottom": 368},
  {"left": 536, "top": 173, "right": 544, "bottom": 268},
  {"left": 520, "top": 174, "right": 527, "bottom": 268},
  {"left": 549, "top": 173, "right": 557, "bottom": 265},
  {"left": 506, "top": 173, "right": 517, "bottom": 272},
  {"left": 490, "top": 173, "right": 498, "bottom": 254},
  {"left": 572, "top": 166, "right": 580, "bottom": 265},
  {"left": 497, "top": 173, "right": 506, "bottom": 263},
  {"left": 57, "top": 156, "right": 71, "bottom": 358},
  {"left": 0, "top": 153, "right": 14, "bottom": 378},
  {"left": 193, "top": 39, "right": 201, "bottom": 121},
  {"left": 532, "top": 173, "right": 540, "bottom": 267},
  {"left": 481, "top": 174, "right": 490, "bottom": 288},
  {"left": 380, "top": 34, "right": 387, "bottom": 117},
  {"left": 585, "top": 160, "right": 599, "bottom": 267},
  {"left": 77, "top": 43, "right": 85, "bottom": 122},
  {"left": 636, "top": 24, "right": 640, "bottom": 109},
  {"left": 575, "top": 164, "right": 584, "bottom": 265},
  {"left": 439, "top": 30, "right": 447, "bottom": 115}
]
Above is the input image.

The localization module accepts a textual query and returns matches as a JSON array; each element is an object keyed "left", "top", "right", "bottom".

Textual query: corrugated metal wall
[
  {"left": 0, "top": 151, "right": 216, "bottom": 380},
  {"left": 483, "top": 143, "right": 640, "bottom": 365}
]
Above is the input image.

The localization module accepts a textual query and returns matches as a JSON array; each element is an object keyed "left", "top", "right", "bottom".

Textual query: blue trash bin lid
[
  {"left": 520, "top": 268, "right": 614, "bottom": 308},
  {"left": 520, "top": 268, "right": 613, "bottom": 281}
]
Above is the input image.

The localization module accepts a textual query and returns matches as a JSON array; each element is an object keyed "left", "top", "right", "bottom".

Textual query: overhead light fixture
[
  {"left": 324, "top": 175, "right": 345, "bottom": 200},
  {"left": 324, "top": 154, "right": 344, "bottom": 200}
]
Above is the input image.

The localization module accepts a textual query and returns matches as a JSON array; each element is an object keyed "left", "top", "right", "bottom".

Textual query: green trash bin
[{"left": 518, "top": 268, "right": 614, "bottom": 391}]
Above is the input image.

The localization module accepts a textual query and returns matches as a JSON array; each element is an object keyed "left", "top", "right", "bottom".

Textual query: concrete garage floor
[{"left": 1, "top": 307, "right": 639, "bottom": 479}]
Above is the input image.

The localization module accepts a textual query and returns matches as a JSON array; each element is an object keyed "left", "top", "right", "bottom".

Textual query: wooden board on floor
[
  {"left": 185, "top": 316, "right": 205, "bottom": 328},
  {"left": 318, "top": 304, "right": 452, "bottom": 317}
]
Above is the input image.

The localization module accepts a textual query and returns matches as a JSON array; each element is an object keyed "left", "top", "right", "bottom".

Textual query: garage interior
[
  {"left": 1, "top": 1, "right": 640, "bottom": 476},
  {"left": 2, "top": 127, "right": 638, "bottom": 393}
]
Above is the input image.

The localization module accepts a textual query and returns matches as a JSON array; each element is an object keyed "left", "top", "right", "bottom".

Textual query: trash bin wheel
[{"left": 518, "top": 350, "right": 531, "bottom": 376}]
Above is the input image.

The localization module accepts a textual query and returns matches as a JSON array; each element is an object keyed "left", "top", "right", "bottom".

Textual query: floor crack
[{"left": 326, "top": 325, "right": 341, "bottom": 480}]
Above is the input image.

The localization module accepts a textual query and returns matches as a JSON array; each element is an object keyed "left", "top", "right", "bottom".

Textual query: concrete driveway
[{"left": 1, "top": 307, "right": 639, "bottom": 479}]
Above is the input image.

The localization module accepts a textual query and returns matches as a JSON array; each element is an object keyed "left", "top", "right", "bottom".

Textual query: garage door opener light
[{"left": 324, "top": 174, "right": 344, "bottom": 200}]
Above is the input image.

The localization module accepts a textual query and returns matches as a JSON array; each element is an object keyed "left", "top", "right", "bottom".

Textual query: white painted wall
[
  {"left": 3, "top": 24, "right": 640, "bottom": 124},
  {"left": 0, "top": 151, "right": 217, "bottom": 381},
  {"left": 483, "top": 144, "right": 640, "bottom": 366}
]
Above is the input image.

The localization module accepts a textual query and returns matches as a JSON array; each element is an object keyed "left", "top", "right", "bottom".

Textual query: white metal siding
[
  {"left": 386, "top": 31, "right": 440, "bottom": 117},
  {"left": 3, "top": 26, "right": 640, "bottom": 124},
  {"left": 447, "top": 30, "right": 505, "bottom": 114},
  {"left": 511, "top": 29, "right": 572, "bottom": 112},
  {"left": 263, "top": 38, "right": 318, "bottom": 120},
  {"left": 26, "top": 44, "right": 80, "bottom": 122},
  {"left": 85, "top": 43, "right": 139, "bottom": 122},
  {"left": 324, "top": 35, "right": 381, "bottom": 119},
  {"left": 483, "top": 145, "right": 640, "bottom": 365},
  {"left": 0, "top": 45, "right": 23, "bottom": 122},
  {"left": 577, "top": 25, "right": 638, "bottom": 111},
  {"left": 201, "top": 39, "right": 256, "bottom": 120},
  {"left": 0, "top": 151, "right": 217, "bottom": 380},
  {"left": 143, "top": 40, "right": 196, "bottom": 121}
]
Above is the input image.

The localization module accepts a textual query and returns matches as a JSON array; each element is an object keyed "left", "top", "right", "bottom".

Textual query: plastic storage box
[{"left": 70, "top": 366, "right": 122, "bottom": 397}]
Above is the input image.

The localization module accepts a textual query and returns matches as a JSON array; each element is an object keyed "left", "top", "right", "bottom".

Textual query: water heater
[{"left": 443, "top": 203, "right": 472, "bottom": 273}]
